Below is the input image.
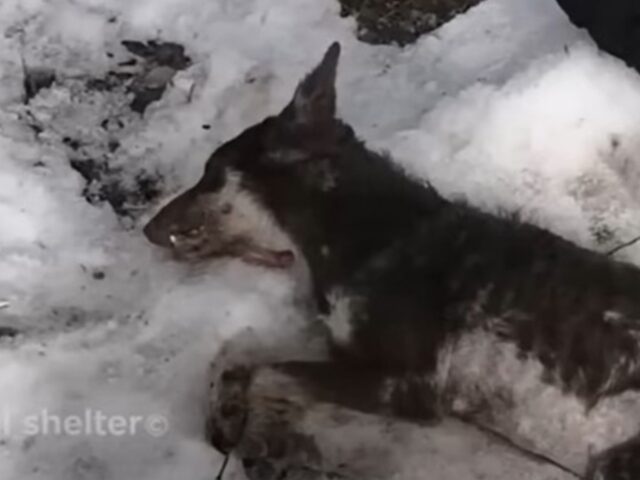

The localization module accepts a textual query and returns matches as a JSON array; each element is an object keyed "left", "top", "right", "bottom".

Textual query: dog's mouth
[
  {"left": 237, "top": 247, "right": 295, "bottom": 269},
  {"left": 168, "top": 234, "right": 295, "bottom": 269}
]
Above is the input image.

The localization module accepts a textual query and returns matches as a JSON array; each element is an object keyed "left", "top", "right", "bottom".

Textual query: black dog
[
  {"left": 145, "top": 43, "right": 640, "bottom": 480},
  {"left": 557, "top": 0, "right": 640, "bottom": 72}
]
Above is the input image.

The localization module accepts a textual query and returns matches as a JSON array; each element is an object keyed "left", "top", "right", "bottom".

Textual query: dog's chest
[{"left": 438, "top": 329, "right": 640, "bottom": 473}]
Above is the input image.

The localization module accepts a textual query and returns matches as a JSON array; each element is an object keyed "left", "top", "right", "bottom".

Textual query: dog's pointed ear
[{"left": 281, "top": 42, "right": 340, "bottom": 126}]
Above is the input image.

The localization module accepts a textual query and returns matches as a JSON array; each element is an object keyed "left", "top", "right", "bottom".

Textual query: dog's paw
[
  {"left": 206, "top": 364, "right": 253, "bottom": 454},
  {"left": 240, "top": 431, "right": 324, "bottom": 480}
]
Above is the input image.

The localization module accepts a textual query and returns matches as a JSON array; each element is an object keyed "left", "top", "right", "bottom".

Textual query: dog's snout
[{"left": 143, "top": 218, "right": 172, "bottom": 247}]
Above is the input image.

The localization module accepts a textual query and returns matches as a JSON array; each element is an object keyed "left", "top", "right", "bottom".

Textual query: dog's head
[{"left": 143, "top": 43, "right": 344, "bottom": 269}]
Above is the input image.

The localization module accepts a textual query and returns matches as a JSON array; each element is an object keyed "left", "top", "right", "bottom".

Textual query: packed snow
[{"left": 1, "top": 0, "right": 640, "bottom": 478}]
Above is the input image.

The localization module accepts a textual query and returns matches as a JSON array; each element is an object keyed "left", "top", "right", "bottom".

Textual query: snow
[
  {"left": 1, "top": 0, "right": 640, "bottom": 478},
  {"left": 391, "top": 45, "right": 640, "bottom": 252}
]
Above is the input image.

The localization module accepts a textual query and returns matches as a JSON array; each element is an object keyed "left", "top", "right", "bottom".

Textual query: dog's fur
[
  {"left": 145, "top": 44, "right": 640, "bottom": 480},
  {"left": 556, "top": 0, "right": 640, "bottom": 73}
]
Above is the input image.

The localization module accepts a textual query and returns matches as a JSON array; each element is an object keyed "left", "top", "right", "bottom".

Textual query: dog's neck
[{"left": 253, "top": 134, "right": 447, "bottom": 308}]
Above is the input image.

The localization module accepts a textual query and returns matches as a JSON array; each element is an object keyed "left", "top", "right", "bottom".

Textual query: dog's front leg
[
  {"left": 207, "top": 361, "right": 400, "bottom": 479},
  {"left": 207, "top": 361, "right": 577, "bottom": 480}
]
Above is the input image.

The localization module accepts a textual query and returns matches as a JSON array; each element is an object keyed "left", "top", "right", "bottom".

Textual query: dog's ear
[{"left": 281, "top": 42, "right": 340, "bottom": 127}]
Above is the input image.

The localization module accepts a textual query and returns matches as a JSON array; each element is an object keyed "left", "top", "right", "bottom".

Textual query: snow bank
[
  {"left": 391, "top": 45, "right": 640, "bottom": 257},
  {"left": 0, "top": 0, "right": 639, "bottom": 478}
]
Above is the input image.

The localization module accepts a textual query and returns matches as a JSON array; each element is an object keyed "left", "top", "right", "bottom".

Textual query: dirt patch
[
  {"left": 21, "top": 39, "right": 193, "bottom": 221},
  {"left": 68, "top": 156, "right": 161, "bottom": 218},
  {"left": 338, "top": 0, "right": 482, "bottom": 45},
  {"left": 120, "top": 40, "right": 191, "bottom": 113},
  {"left": 23, "top": 67, "right": 55, "bottom": 104}
]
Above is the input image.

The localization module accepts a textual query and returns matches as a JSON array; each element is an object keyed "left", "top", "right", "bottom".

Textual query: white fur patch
[
  {"left": 213, "top": 170, "right": 296, "bottom": 253},
  {"left": 437, "top": 330, "right": 640, "bottom": 473},
  {"left": 321, "top": 289, "right": 358, "bottom": 346}
]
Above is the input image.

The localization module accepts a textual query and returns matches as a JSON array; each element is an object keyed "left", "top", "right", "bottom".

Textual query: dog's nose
[{"left": 143, "top": 218, "right": 172, "bottom": 247}]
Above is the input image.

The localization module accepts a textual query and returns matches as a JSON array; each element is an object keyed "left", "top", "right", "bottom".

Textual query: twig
[
  {"left": 187, "top": 81, "right": 196, "bottom": 103},
  {"left": 20, "top": 54, "right": 29, "bottom": 104},
  {"left": 215, "top": 454, "right": 230, "bottom": 480},
  {"left": 606, "top": 234, "right": 640, "bottom": 257},
  {"left": 452, "top": 413, "right": 583, "bottom": 479}
]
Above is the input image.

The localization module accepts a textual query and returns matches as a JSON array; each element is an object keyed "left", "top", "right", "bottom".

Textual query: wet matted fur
[{"left": 145, "top": 43, "right": 640, "bottom": 480}]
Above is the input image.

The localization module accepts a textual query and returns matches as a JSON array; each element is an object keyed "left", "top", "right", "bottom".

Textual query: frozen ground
[{"left": 1, "top": 0, "right": 640, "bottom": 479}]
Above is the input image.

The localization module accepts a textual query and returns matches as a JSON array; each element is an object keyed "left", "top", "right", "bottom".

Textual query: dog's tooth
[{"left": 169, "top": 234, "right": 178, "bottom": 245}]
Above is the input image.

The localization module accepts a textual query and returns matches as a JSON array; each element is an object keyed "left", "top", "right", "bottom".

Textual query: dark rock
[
  {"left": 62, "top": 137, "right": 81, "bottom": 151},
  {"left": 85, "top": 71, "right": 132, "bottom": 92},
  {"left": 108, "top": 140, "right": 120, "bottom": 153},
  {"left": 120, "top": 40, "right": 152, "bottom": 58},
  {"left": 556, "top": 0, "right": 640, "bottom": 72},
  {"left": 86, "top": 78, "right": 114, "bottom": 92},
  {"left": 23, "top": 67, "right": 55, "bottom": 104},
  {"left": 118, "top": 58, "right": 137, "bottom": 67},
  {"left": 109, "top": 71, "right": 135, "bottom": 81},
  {"left": 135, "top": 173, "right": 163, "bottom": 203},
  {"left": 119, "top": 40, "right": 192, "bottom": 114},
  {"left": 338, "top": 0, "right": 482, "bottom": 45},
  {"left": 92, "top": 270, "right": 106, "bottom": 280},
  {"left": 121, "top": 40, "right": 191, "bottom": 70},
  {"left": 0, "top": 327, "right": 19, "bottom": 338},
  {"left": 129, "top": 86, "right": 165, "bottom": 114},
  {"left": 27, "top": 123, "right": 43, "bottom": 135},
  {"left": 69, "top": 158, "right": 107, "bottom": 183}
]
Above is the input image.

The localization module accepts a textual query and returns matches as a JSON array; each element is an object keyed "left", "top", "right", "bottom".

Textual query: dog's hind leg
[{"left": 586, "top": 433, "right": 640, "bottom": 480}]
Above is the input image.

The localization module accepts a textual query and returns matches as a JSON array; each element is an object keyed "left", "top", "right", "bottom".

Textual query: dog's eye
[
  {"left": 185, "top": 227, "right": 203, "bottom": 237},
  {"left": 173, "top": 226, "right": 202, "bottom": 240},
  {"left": 220, "top": 204, "right": 232, "bottom": 215}
]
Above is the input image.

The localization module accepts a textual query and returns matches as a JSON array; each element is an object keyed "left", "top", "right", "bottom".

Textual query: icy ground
[{"left": 1, "top": 0, "right": 640, "bottom": 479}]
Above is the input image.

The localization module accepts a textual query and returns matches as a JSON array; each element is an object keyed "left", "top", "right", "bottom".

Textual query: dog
[
  {"left": 144, "top": 43, "right": 640, "bottom": 480},
  {"left": 556, "top": 0, "right": 640, "bottom": 73}
]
